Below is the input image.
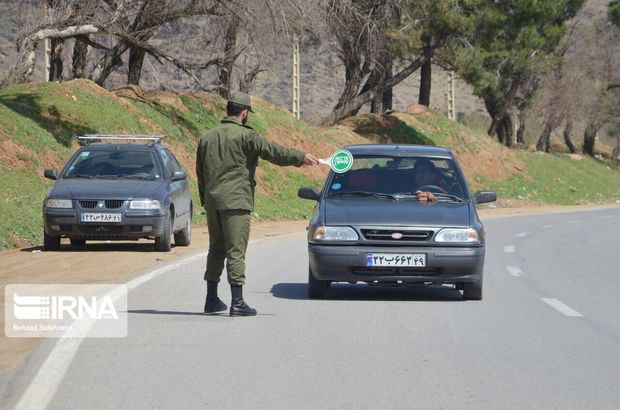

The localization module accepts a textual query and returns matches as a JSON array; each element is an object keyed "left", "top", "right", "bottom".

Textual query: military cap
[{"left": 228, "top": 91, "right": 254, "bottom": 112}]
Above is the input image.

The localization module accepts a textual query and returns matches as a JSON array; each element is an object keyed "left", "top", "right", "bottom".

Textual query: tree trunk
[
  {"left": 217, "top": 19, "right": 239, "bottom": 99},
  {"left": 382, "top": 57, "right": 393, "bottom": 112},
  {"left": 2, "top": 25, "right": 99, "bottom": 87},
  {"left": 496, "top": 119, "right": 506, "bottom": 145},
  {"left": 612, "top": 138, "right": 620, "bottom": 166},
  {"left": 536, "top": 123, "right": 553, "bottom": 152},
  {"left": 90, "top": 42, "right": 128, "bottom": 85},
  {"left": 71, "top": 36, "right": 89, "bottom": 79},
  {"left": 49, "top": 38, "right": 64, "bottom": 82},
  {"left": 418, "top": 43, "right": 432, "bottom": 107},
  {"left": 502, "top": 115, "right": 514, "bottom": 147},
  {"left": 583, "top": 122, "right": 598, "bottom": 157},
  {"left": 370, "top": 95, "right": 382, "bottom": 114},
  {"left": 323, "top": 54, "right": 429, "bottom": 126},
  {"left": 486, "top": 81, "right": 519, "bottom": 138},
  {"left": 516, "top": 111, "right": 526, "bottom": 145},
  {"left": 127, "top": 46, "right": 146, "bottom": 85},
  {"left": 563, "top": 121, "right": 576, "bottom": 154}
]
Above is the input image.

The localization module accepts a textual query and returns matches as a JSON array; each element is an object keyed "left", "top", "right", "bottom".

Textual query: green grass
[
  {"left": 254, "top": 162, "right": 324, "bottom": 220},
  {"left": 477, "top": 153, "right": 620, "bottom": 205},
  {"left": 0, "top": 165, "right": 52, "bottom": 248}
]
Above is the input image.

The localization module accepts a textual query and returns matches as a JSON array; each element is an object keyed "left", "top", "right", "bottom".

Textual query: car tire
[
  {"left": 463, "top": 278, "right": 483, "bottom": 300},
  {"left": 174, "top": 215, "right": 191, "bottom": 246},
  {"left": 308, "top": 266, "right": 328, "bottom": 299},
  {"left": 70, "top": 239, "right": 86, "bottom": 247},
  {"left": 155, "top": 211, "right": 172, "bottom": 252},
  {"left": 43, "top": 231, "right": 60, "bottom": 251}
]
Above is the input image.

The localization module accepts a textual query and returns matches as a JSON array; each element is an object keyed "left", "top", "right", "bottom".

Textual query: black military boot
[
  {"left": 204, "top": 281, "right": 227, "bottom": 314},
  {"left": 229, "top": 285, "right": 257, "bottom": 316}
]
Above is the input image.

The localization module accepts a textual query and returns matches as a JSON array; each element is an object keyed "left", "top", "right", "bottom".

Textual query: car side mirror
[
  {"left": 171, "top": 171, "right": 186, "bottom": 182},
  {"left": 44, "top": 169, "right": 58, "bottom": 180},
  {"left": 298, "top": 187, "right": 321, "bottom": 201},
  {"left": 475, "top": 191, "right": 497, "bottom": 204}
]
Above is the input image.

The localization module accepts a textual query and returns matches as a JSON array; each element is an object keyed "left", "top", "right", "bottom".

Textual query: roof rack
[{"left": 77, "top": 134, "right": 165, "bottom": 144}]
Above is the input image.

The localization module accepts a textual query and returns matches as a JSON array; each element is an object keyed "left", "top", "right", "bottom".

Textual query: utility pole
[
  {"left": 44, "top": 39, "right": 51, "bottom": 82},
  {"left": 292, "top": 35, "right": 300, "bottom": 119},
  {"left": 447, "top": 71, "right": 456, "bottom": 120},
  {"left": 44, "top": 2, "right": 51, "bottom": 81}
]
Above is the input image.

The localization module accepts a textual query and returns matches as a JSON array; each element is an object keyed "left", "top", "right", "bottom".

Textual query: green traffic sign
[{"left": 330, "top": 149, "right": 353, "bottom": 173}]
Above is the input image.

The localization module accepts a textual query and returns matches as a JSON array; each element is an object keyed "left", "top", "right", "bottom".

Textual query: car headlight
[
  {"left": 435, "top": 228, "right": 480, "bottom": 243},
  {"left": 45, "top": 199, "right": 72, "bottom": 209},
  {"left": 313, "top": 226, "right": 359, "bottom": 241},
  {"left": 129, "top": 199, "right": 161, "bottom": 210}
]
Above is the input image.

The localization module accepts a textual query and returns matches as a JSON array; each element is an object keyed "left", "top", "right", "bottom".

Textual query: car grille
[
  {"left": 79, "top": 200, "right": 98, "bottom": 209},
  {"left": 78, "top": 200, "right": 125, "bottom": 209},
  {"left": 105, "top": 200, "right": 124, "bottom": 209},
  {"left": 361, "top": 229, "right": 433, "bottom": 241}
]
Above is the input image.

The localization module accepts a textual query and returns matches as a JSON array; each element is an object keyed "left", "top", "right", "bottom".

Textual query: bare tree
[
  {"left": 1, "top": 0, "right": 228, "bottom": 88},
  {"left": 320, "top": 0, "right": 403, "bottom": 124}
]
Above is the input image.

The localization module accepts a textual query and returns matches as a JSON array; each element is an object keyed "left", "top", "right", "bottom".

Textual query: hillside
[{"left": 0, "top": 79, "right": 619, "bottom": 249}]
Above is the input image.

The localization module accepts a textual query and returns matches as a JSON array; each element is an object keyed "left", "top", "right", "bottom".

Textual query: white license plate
[
  {"left": 80, "top": 213, "right": 122, "bottom": 223},
  {"left": 366, "top": 253, "right": 426, "bottom": 267}
]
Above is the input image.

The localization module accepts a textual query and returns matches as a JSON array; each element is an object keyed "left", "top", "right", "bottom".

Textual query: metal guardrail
[{"left": 76, "top": 135, "right": 165, "bottom": 144}]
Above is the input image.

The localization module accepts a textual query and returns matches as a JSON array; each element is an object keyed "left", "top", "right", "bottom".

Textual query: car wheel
[
  {"left": 463, "top": 278, "right": 483, "bottom": 300},
  {"left": 308, "top": 266, "right": 328, "bottom": 299},
  {"left": 155, "top": 211, "right": 172, "bottom": 252},
  {"left": 43, "top": 231, "right": 60, "bottom": 251},
  {"left": 70, "top": 239, "right": 86, "bottom": 247},
  {"left": 174, "top": 215, "right": 191, "bottom": 246}
]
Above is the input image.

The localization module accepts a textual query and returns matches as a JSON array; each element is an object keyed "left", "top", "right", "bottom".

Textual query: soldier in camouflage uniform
[{"left": 196, "top": 92, "right": 318, "bottom": 316}]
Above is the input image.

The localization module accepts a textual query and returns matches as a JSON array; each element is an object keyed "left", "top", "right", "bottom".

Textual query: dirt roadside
[{"left": 1, "top": 203, "right": 618, "bottom": 373}]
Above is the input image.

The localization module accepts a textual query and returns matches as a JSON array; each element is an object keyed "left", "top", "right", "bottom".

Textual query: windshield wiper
[
  {"left": 114, "top": 174, "right": 155, "bottom": 180},
  {"left": 63, "top": 174, "right": 93, "bottom": 179},
  {"left": 433, "top": 193, "right": 463, "bottom": 202},
  {"left": 392, "top": 192, "right": 464, "bottom": 202},
  {"left": 329, "top": 191, "right": 398, "bottom": 200}
]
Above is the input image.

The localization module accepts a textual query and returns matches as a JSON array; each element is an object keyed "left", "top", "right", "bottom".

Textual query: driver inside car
[{"left": 413, "top": 159, "right": 449, "bottom": 202}]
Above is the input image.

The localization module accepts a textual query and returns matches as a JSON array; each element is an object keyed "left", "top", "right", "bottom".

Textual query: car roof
[
  {"left": 77, "top": 143, "right": 160, "bottom": 151},
  {"left": 344, "top": 144, "right": 454, "bottom": 158}
]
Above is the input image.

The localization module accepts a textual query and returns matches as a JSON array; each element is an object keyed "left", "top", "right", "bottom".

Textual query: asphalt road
[{"left": 3, "top": 207, "right": 620, "bottom": 409}]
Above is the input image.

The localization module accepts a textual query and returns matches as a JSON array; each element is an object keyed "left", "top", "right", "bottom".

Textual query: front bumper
[
  {"left": 44, "top": 209, "right": 166, "bottom": 240},
  {"left": 309, "top": 243, "right": 485, "bottom": 283}
]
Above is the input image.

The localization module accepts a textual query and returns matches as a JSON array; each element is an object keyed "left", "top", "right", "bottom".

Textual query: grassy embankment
[{"left": 0, "top": 80, "right": 618, "bottom": 249}]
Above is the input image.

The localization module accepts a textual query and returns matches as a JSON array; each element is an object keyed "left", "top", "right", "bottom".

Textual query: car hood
[
  {"left": 324, "top": 198, "right": 471, "bottom": 227},
  {"left": 49, "top": 178, "right": 163, "bottom": 199}
]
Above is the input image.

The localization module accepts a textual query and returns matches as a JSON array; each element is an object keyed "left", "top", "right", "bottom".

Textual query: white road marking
[
  {"left": 506, "top": 265, "right": 523, "bottom": 277},
  {"left": 13, "top": 231, "right": 307, "bottom": 410},
  {"left": 13, "top": 254, "right": 202, "bottom": 410},
  {"left": 540, "top": 298, "right": 584, "bottom": 317},
  {"left": 515, "top": 232, "right": 529, "bottom": 237},
  {"left": 503, "top": 245, "right": 516, "bottom": 253},
  {"left": 540, "top": 224, "right": 553, "bottom": 229},
  {"left": 596, "top": 215, "right": 614, "bottom": 220}
]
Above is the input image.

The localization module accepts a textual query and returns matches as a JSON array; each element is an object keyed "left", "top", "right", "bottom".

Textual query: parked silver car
[{"left": 43, "top": 135, "right": 192, "bottom": 251}]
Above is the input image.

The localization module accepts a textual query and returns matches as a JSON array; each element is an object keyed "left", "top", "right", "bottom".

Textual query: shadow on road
[
  {"left": 20, "top": 242, "right": 167, "bottom": 253},
  {"left": 270, "top": 283, "right": 465, "bottom": 302},
  {"left": 127, "top": 309, "right": 215, "bottom": 316}
]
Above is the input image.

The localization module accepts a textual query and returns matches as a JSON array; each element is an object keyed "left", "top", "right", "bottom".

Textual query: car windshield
[
  {"left": 326, "top": 155, "right": 467, "bottom": 201},
  {"left": 63, "top": 149, "right": 160, "bottom": 180}
]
